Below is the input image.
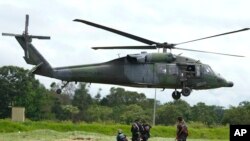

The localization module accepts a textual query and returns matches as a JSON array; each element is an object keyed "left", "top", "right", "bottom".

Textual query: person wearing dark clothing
[
  {"left": 117, "top": 129, "right": 128, "bottom": 141},
  {"left": 141, "top": 122, "right": 151, "bottom": 141},
  {"left": 176, "top": 116, "right": 188, "bottom": 141},
  {"left": 131, "top": 119, "right": 142, "bottom": 141}
]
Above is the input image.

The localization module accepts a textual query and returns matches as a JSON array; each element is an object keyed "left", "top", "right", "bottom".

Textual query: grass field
[
  {"left": 0, "top": 129, "right": 228, "bottom": 141},
  {"left": 0, "top": 120, "right": 229, "bottom": 141}
]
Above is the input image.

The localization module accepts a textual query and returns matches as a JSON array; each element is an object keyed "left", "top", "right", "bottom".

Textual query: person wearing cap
[
  {"left": 117, "top": 129, "right": 128, "bottom": 141},
  {"left": 176, "top": 116, "right": 188, "bottom": 141}
]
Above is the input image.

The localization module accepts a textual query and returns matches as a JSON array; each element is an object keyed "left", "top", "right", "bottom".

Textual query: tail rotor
[
  {"left": 2, "top": 14, "right": 50, "bottom": 58},
  {"left": 24, "top": 14, "right": 30, "bottom": 58}
]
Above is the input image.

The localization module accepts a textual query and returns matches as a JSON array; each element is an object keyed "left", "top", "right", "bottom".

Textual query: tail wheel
[
  {"left": 172, "top": 91, "right": 181, "bottom": 100},
  {"left": 56, "top": 89, "right": 62, "bottom": 94},
  {"left": 182, "top": 87, "right": 192, "bottom": 97},
  {"left": 55, "top": 81, "right": 69, "bottom": 94}
]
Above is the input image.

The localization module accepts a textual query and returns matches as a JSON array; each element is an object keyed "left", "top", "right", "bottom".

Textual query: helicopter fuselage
[
  {"left": 52, "top": 52, "right": 233, "bottom": 90},
  {"left": 13, "top": 36, "right": 234, "bottom": 100}
]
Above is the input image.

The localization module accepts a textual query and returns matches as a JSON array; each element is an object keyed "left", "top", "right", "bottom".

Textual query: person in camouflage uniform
[
  {"left": 141, "top": 120, "right": 151, "bottom": 141},
  {"left": 176, "top": 116, "right": 188, "bottom": 141}
]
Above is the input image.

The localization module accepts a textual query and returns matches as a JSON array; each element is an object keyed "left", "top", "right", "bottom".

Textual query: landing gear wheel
[
  {"left": 55, "top": 81, "right": 69, "bottom": 94},
  {"left": 172, "top": 91, "right": 181, "bottom": 100},
  {"left": 182, "top": 87, "right": 191, "bottom": 97},
  {"left": 56, "top": 89, "right": 62, "bottom": 94}
]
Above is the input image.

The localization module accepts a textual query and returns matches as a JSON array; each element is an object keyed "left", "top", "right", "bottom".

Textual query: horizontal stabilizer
[{"left": 2, "top": 33, "right": 50, "bottom": 39}]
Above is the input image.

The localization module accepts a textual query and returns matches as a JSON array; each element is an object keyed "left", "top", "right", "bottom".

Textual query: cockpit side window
[{"left": 202, "top": 65, "right": 214, "bottom": 75}]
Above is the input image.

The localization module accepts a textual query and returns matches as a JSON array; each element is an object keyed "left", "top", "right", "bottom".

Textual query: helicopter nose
[{"left": 226, "top": 81, "right": 234, "bottom": 87}]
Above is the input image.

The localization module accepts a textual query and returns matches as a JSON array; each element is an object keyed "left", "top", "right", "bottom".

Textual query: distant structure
[{"left": 12, "top": 107, "right": 25, "bottom": 122}]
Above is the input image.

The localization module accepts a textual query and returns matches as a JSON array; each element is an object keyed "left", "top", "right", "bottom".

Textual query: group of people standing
[
  {"left": 131, "top": 119, "right": 152, "bottom": 141},
  {"left": 117, "top": 116, "right": 188, "bottom": 141},
  {"left": 116, "top": 119, "right": 151, "bottom": 141}
]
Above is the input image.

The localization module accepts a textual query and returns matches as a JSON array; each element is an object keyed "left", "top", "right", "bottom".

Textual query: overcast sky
[{"left": 0, "top": 0, "right": 250, "bottom": 108}]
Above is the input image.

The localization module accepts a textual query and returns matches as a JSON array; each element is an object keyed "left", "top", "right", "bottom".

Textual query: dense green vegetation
[{"left": 0, "top": 65, "right": 249, "bottom": 139}]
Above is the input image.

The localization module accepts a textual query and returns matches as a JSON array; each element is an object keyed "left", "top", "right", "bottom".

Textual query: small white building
[{"left": 12, "top": 107, "right": 25, "bottom": 122}]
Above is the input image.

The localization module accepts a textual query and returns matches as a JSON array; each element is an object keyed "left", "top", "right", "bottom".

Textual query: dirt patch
[
  {"left": 57, "top": 137, "right": 95, "bottom": 141},
  {"left": 73, "top": 137, "right": 94, "bottom": 140}
]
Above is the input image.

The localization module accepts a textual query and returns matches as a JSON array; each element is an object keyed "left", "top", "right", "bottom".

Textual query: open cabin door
[{"left": 177, "top": 63, "right": 202, "bottom": 78}]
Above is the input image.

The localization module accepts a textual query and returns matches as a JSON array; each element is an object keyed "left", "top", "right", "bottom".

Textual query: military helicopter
[{"left": 2, "top": 15, "right": 248, "bottom": 100}]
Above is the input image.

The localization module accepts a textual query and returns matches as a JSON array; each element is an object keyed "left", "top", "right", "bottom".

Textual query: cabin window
[
  {"left": 168, "top": 65, "right": 178, "bottom": 75},
  {"left": 157, "top": 64, "right": 167, "bottom": 74}
]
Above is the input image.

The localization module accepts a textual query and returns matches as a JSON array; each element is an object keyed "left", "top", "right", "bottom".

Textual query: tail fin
[
  {"left": 2, "top": 14, "right": 53, "bottom": 77},
  {"left": 15, "top": 36, "right": 53, "bottom": 77}
]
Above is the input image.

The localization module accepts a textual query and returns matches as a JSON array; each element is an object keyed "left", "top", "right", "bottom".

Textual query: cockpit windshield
[{"left": 202, "top": 64, "right": 214, "bottom": 75}]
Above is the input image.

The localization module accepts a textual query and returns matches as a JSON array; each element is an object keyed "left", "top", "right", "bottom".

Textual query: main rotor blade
[
  {"left": 92, "top": 45, "right": 156, "bottom": 50},
  {"left": 2, "top": 33, "right": 22, "bottom": 37},
  {"left": 30, "top": 35, "right": 51, "bottom": 39},
  {"left": 174, "top": 47, "right": 244, "bottom": 57},
  {"left": 176, "top": 28, "right": 250, "bottom": 46},
  {"left": 73, "top": 19, "right": 159, "bottom": 45},
  {"left": 25, "top": 14, "right": 29, "bottom": 35}
]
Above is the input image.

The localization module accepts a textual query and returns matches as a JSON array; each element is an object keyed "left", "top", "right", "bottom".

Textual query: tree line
[{"left": 0, "top": 66, "right": 250, "bottom": 125}]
